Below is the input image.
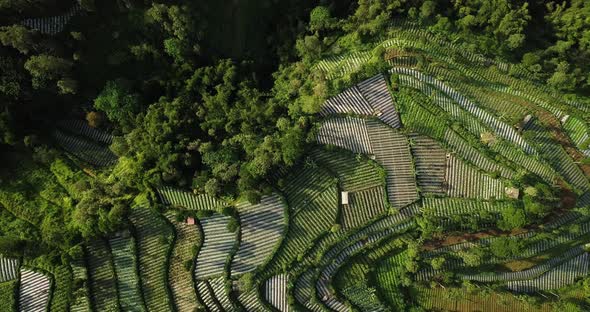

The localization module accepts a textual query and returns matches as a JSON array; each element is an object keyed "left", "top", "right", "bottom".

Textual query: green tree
[
  {"left": 0, "top": 25, "right": 36, "bottom": 54},
  {"left": 24, "top": 54, "right": 72, "bottom": 89},
  {"left": 94, "top": 79, "right": 141, "bottom": 131}
]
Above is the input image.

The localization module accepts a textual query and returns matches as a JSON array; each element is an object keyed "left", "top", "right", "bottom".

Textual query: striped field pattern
[
  {"left": 460, "top": 247, "right": 585, "bottom": 283},
  {"left": 130, "top": 206, "right": 174, "bottom": 312},
  {"left": 196, "top": 280, "right": 219, "bottom": 311},
  {"left": 263, "top": 165, "right": 338, "bottom": 274},
  {"left": 21, "top": 4, "right": 81, "bottom": 35},
  {"left": 422, "top": 197, "right": 509, "bottom": 218},
  {"left": 238, "top": 286, "right": 269, "bottom": 311},
  {"left": 391, "top": 67, "right": 534, "bottom": 154},
  {"left": 445, "top": 155, "right": 505, "bottom": 199},
  {"left": 342, "top": 186, "right": 388, "bottom": 229},
  {"left": 157, "top": 186, "right": 226, "bottom": 211},
  {"left": 109, "top": 235, "right": 146, "bottom": 312},
  {"left": 367, "top": 119, "right": 418, "bottom": 208},
  {"left": 317, "top": 117, "right": 373, "bottom": 154},
  {"left": 164, "top": 211, "right": 201, "bottom": 312},
  {"left": 357, "top": 74, "right": 402, "bottom": 128},
  {"left": 265, "top": 274, "right": 290, "bottom": 312},
  {"left": 18, "top": 268, "right": 51, "bottom": 312},
  {"left": 0, "top": 257, "right": 19, "bottom": 282},
  {"left": 194, "top": 213, "right": 236, "bottom": 280},
  {"left": 309, "top": 148, "right": 384, "bottom": 192},
  {"left": 58, "top": 119, "right": 113, "bottom": 144},
  {"left": 319, "top": 85, "right": 373, "bottom": 116},
  {"left": 409, "top": 134, "right": 446, "bottom": 195},
  {"left": 507, "top": 252, "right": 590, "bottom": 293},
  {"left": 53, "top": 130, "right": 117, "bottom": 167},
  {"left": 525, "top": 121, "right": 589, "bottom": 193},
  {"left": 562, "top": 115, "right": 590, "bottom": 155},
  {"left": 294, "top": 269, "right": 324, "bottom": 312},
  {"left": 69, "top": 259, "right": 92, "bottom": 312},
  {"left": 209, "top": 277, "right": 235, "bottom": 311},
  {"left": 443, "top": 129, "right": 514, "bottom": 179},
  {"left": 231, "top": 194, "right": 286, "bottom": 277},
  {"left": 87, "top": 239, "right": 119, "bottom": 312}
]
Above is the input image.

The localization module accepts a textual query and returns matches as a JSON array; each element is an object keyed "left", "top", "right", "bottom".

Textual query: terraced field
[{"left": 21, "top": 20, "right": 590, "bottom": 312}]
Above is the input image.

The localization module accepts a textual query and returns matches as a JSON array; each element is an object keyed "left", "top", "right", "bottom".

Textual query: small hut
[{"left": 341, "top": 191, "right": 349, "bottom": 205}]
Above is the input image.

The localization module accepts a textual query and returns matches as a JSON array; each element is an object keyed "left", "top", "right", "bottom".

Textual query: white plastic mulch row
[
  {"left": 194, "top": 213, "right": 236, "bottom": 280},
  {"left": 18, "top": 268, "right": 51, "bottom": 312},
  {"left": 21, "top": 4, "right": 81, "bottom": 35},
  {"left": 58, "top": 119, "right": 113, "bottom": 144},
  {"left": 445, "top": 155, "right": 505, "bottom": 200},
  {"left": 264, "top": 274, "right": 290, "bottom": 312},
  {"left": 0, "top": 256, "right": 19, "bottom": 282},
  {"left": 230, "top": 194, "right": 286, "bottom": 277},
  {"left": 157, "top": 186, "right": 225, "bottom": 211},
  {"left": 316, "top": 116, "right": 373, "bottom": 155}
]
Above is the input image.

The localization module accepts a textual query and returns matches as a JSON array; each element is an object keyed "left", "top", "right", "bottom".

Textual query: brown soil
[{"left": 421, "top": 228, "right": 527, "bottom": 251}]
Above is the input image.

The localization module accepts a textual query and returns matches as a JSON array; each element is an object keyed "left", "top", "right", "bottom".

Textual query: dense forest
[{"left": 0, "top": 0, "right": 590, "bottom": 311}]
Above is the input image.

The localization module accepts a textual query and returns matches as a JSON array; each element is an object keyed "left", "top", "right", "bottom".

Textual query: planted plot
[
  {"left": 194, "top": 213, "right": 236, "bottom": 280},
  {"left": 391, "top": 67, "right": 535, "bottom": 154},
  {"left": 357, "top": 74, "right": 402, "bottom": 128},
  {"left": 21, "top": 3, "right": 81, "bottom": 34},
  {"left": 18, "top": 268, "right": 51, "bottom": 312},
  {"left": 422, "top": 197, "right": 509, "bottom": 217},
  {"left": 69, "top": 260, "right": 92, "bottom": 312},
  {"left": 446, "top": 155, "right": 505, "bottom": 199},
  {"left": 490, "top": 140, "right": 556, "bottom": 184},
  {"left": 0, "top": 257, "right": 19, "bottom": 282},
  {"left": 525, "top": 121, "right": 589, "bottom": 193},
  {"left": 375, "top": 251, "right": 408, "bottom": 310},
  {"left": 264, "top": 274, "right": 289, "bottom": 312},
  {"left": 507, "top": 252, "right": 590, "bottom": 292},
  {"left": 209, "top": 277, "right": 235, "bottom": 311},
  {"left": 58, "top": 119, "right": 113, "bottom": 144},
  {"left": 157, "top": 186, "right": 225, "bottom": 211},
  {"left": 443, "top": 129, "right": 514, "bottom": 179},
  {"left": 342, "top": 187, "right": 388, "bottom": 229},
  {"left": 410, "top": 134, "right": 446, "bottom": 195},
  {"left": 195, "top": 280, "right": 220, "bottom": 311},
  {"left": 164, "top": 211, "right": 201, "bottom": 312},
  {"left": 461, "top": 246, "right": 585, "bottom": 283},
  {"left": 309, "top": 148, "right": 384, "bottom": 192},
  {"left": 367, "top": 120, "right": 418, "bottom": 208},
  {"left": 310, "top": 148, "right": 387, "bottom": 228},
  {"left": 316, "top": 117, "right": 373, "bottom": 154},
  {"left": 44, "top": 263, "right": 73, "bottom": 312},
  {"left": 316, "top": 222, "right": 412, "bottom": 312},
  {"left": 109, "top": 234, "right": 146, "bottom": 312},
  {"left": 237, "top": 286, "right": 269, "bottom": 311},
  {"left": 130, "top": 206, "right": 174, "bottom": 312},
  {"left": 562, "top": 116, "right": 590, "bottom": 155},
  {"left": 294, "top": 269, "right": 324, "bottom": 312},
  {"left": 231, "top": 194, "right": 286, "bottom": 277},
  {"left": 417, "top": 286, "right": 553, "bottom": 312},
  {"left": 264, "top": 165, "right": 338, "bottom": 274},
  {"left": 53, "top": 130, "right": 117, "bottom": 167},
  {"left": 319, "top": 84, "right": 373, "bottom": 117},
  {"left": 87, "top": 239, "right": 119, "bottom": 312}
]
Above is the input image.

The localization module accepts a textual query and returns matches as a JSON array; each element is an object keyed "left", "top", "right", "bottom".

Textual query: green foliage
[
  {"left": 94, "top": 79, "right": 141, "bottom": 131},
  {"left": 309, "top": 6, "right": 334, "bottom": 33},
  {"left": 489, "top": 237, "right": 524, "bottom": 259},
  {"left": 24, "top": 54, "right": 72, "bottom": 89},
  {"left": 0, "top": 25, "right": 36, "bottom": 54},
  {"left": 498, "top": 205, "right": 527, "bottom": 231},
  {"left": 0, "top": 280, "right": 17, "bottom": 312}
]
